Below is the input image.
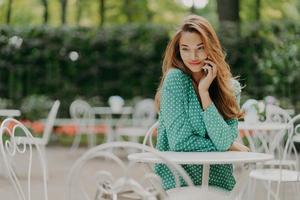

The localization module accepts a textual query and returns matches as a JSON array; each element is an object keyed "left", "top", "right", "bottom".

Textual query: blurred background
[{"left": 0, "top": 0, "right": 299, "bottom": 118}]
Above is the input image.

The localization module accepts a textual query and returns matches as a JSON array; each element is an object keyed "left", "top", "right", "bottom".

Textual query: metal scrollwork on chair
[
  {"left": 0, "top": 118, "right": 48, "bottom": 200},
  {"left": 66, "top": 142, "right": 194, "bottom": 200}
]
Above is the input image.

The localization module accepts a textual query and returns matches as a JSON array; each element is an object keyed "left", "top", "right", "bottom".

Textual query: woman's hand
[
  {"left": 228, "top": 142, "right": 250, "bottom": 152},
  {"left": 198, "top": 59, "right": 217, "bottom": 93}
]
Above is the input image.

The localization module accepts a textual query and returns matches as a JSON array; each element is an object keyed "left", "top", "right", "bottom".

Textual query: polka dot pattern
[{"left": 155, "top": 68, "right": 241, "bottom": 191}]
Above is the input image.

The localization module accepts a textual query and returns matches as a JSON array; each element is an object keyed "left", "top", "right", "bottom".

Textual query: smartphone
[
  {"left": 204, "top": 68, "right": 209, "bottom": 75},
  {"left": 203, "top": 58, "right": 211, "bottom": 75}
]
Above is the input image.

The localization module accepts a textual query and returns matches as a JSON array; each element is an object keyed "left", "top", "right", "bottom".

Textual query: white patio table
[
  {"left": 0, "top": 109, "right": 21, "bottom": 117},
  {"left": 238, "top": 121, "right": 288, "bottom": 153},
  {"left": 238, "top": 122, "right": 287, "bottom": 131},
  {"left": 128, "top": 151, "right": 273, "bottom": 199},
  {"left": 93, "top": 106, "right": 133, "bottom": 142}
]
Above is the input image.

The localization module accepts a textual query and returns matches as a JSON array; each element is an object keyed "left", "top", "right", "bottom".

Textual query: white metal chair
[
  {"left": 108, "top": 95, "right": 125, "bottom": 114},
  {"left": 14, "top": 100, "right": 60, "bottom": 146},
  {"left": 66, "top": 141, "right": 195, "bottom": 200},
  {"left": 0, "top": 118, "right": 48, "bottom": 200},
  {"left": 14, "top": 100, "right": 60, "bottom": 179},
  {"left": 142, "top": 121, "right": 159, "bottom": 148},
  {"left": 263, "top": 104, "right": 296, "bottom": 170},
  {"left": 248, "top": 114, "right": 300, "bottom": 200},
  {"left": 69, "top": 99, "right": 96, "bottom": 150},
  {"left": 241, "top": 99, "right": 260, "bottom": 124},
  {"left": 265, "top": 104, "right": 291, "bottom": 124},
  {"left": 240, "top": 104, "right": 295, "bottom": 168},
  {"left": 115, "top": 99, "right": 157, "bottom": 142}
]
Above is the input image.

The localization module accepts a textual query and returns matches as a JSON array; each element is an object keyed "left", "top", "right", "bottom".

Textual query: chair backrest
[
  {"left": 108, "top": 95, "right": 124, "bottom": 114},
  {"left": 132, "top": 99, "right": 157, "bottom": 127},
  {"left": 66, "top": 141, "right": 193, "bottom": 200},
  {"left": 263, "top": 105, "right": 292, "bottom": 155},
  {"left": 282, "top": 114, "right": 300, "bottom": 163},
  {"left": 70, "top": 99, "right": 95, "bottom": 134},
  {"left": 0, "top": 118, "right": 48, "bottom": 200},
  {"left": 265, "top": 104, "right": 291, "bottom": 123},
  {"left": 42, "top": 100, "right": 60, "bottom": 144},
  {"left": 143, "top": 121, "right": 159, "bottom": 148}
]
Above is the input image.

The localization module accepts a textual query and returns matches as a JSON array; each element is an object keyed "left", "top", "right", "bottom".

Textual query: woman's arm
[
  {"left": 228, "top": 141, "right": 250, "bottom": 152},
  {"left": 161, "top": 70, "right": 217, "bottom": 152},
  {"left": 197, "top": 61, "right": 237, "bottom": 151},
  {"left": 202, "top": 104, "right": 238, "bottom": 151}
]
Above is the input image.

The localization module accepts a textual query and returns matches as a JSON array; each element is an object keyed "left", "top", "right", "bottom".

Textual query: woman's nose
[{"left": 190, "top": 51, "right": 198, "bottom": 59}]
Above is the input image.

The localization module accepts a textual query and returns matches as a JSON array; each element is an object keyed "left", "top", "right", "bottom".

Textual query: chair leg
[
  {"left": 129, "top": 136, "right": 139, "bottom": 143},
  {"left": 251, "top": 178, "right": 257, "bottom": 200},
  {"left": 88, "top": 134, "right": 96, "bottom": 148},
  {"left": 40, "top": 145, "right": 49, "bottom": 180},
  {"left": 246, "top": 179, "right": 253, "bottom": 200},
  {"left": 70, "top": 134, "right": 81, "bottom": 152}
]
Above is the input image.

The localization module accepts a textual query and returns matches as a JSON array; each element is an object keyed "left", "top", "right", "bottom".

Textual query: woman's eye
[
  {"left": 181, "top": 48, "right": 189, "bottom": 51},
  {"left": 198, "top": 46, "right": 204, "bottom": 50}
]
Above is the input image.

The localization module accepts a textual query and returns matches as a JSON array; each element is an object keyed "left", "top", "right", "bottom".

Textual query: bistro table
[
  {"left": 93, "top": 106, "right": 133, "bottom": 143},
  {"left": 238, "top": 122, "right": 288, "bottom": 131},
  {"left": 0, "top": 109, "right": 21, "bottom": 117},
  {"left": 128, "top": 151, "right": 273, "bottom": 199},
  {"left": 238, "top": 121, "right": 288, "bottom": 153}
]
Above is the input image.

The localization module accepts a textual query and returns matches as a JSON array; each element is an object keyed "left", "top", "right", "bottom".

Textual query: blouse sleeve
[
  {"left": 202, "top": 79, "right": 241, "bottom": 151},
  {"left": 160, "top": 70, "right": 217, "bottom": 152},
  {"left": 202, "top": 104, "right": 238, "bottom": 151}
]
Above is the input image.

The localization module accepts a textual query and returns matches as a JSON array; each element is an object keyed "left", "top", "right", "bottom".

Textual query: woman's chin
[{"left": 189, "top": 68, "right": 202, "bottom": 73}]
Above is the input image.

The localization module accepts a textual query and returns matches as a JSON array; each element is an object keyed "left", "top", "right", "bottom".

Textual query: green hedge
[
  {"left": 0, "top": 24, "right": 169, "bottom": 115},
  {"left": 234, "top": 21, "right": 300, "bottom": 110},
  {"left": 0, "top": 21, "right": 299, "bottom": 117}
]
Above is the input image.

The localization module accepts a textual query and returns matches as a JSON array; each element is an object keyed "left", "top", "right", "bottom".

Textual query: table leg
[
  {"left": 105, "top": 122, "right": 116, "bottom": 143},
  {"left": 202, "top": 164, "right": 209, "bottom": 188},
  {"left": 230, "top": 163, "right": 251, "bottom": 199}
]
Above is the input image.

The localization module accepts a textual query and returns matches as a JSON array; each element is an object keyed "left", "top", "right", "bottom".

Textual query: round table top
[
  {"left": 128, "top": 151, "right": 274, "bottom": 165},
  {"left": 93, "top": 106, "right": 132, "bottom": 115},
  {"left": 238, "top": 121, "right": 288, "bottom": 131},
  {"left": 0, "top": 109, "right": 21, "bottom": 117},
  {"left": 293, "top": 135, "right": 300, "bottom": 143}
]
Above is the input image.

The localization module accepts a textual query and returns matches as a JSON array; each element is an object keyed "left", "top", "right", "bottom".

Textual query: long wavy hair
[{"left": 155, "top": 15, "right": 243, "bottom": 120}]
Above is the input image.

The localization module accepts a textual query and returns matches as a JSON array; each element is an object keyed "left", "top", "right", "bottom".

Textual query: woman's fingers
[
  {"left": 237, "top": 143, "right": 250, "bottom": 152},
  {"left": 203, "top": 65, "right": 214, "bottom": 79},
  {"left": 204, "top": 60, "right": 217, "bottom": 77},
  {"left": 228, "top": 142, "right": 250, "bottom": 152},
  {"left": 202, "top": 65, "right": 213, "bottom": 78},
  {"left": 204, "top": 59, "right": 216, "bottom": 67}
]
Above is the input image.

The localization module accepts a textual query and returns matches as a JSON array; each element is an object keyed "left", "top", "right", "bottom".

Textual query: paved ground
[{"left": 0, "top": 146, "right": 299, "bottom": 200}]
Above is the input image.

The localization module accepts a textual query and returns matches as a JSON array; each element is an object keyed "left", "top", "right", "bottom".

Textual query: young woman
[{"left": 154, "top": 15, "right": 249, "bottom": 191}]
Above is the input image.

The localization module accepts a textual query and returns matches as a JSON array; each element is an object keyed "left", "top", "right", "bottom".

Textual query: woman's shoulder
[
  {"left": 163, "top": 68, "right": 190, "bottom": 92},
  {"left": 165, "top": 68, "right": 189, "bottom": 83},
  {"left": 230, "top": 78, "right": 242, "bottom": 96}
]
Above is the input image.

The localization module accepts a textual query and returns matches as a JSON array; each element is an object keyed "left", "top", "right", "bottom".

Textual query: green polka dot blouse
[{"left": 155, "top": 68, "right": 241, "bottom": 191}]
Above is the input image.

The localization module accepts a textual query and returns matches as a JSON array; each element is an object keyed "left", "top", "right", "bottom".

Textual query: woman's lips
[{"left": 188, "top": 61, "right": 201, "bottom": 65}]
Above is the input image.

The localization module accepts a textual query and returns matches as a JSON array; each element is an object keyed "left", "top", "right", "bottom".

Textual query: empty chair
[
  {"left": 241, "top": 99, "right": 260, "bottom": 124},
  {"left": 108, "top": 95, "right": 124, "bottom": 114},
  {"left": 248, "top": 114, "right": 300, "bottom": 200},
  {"left": 143, "top": 121, "right": 159, "bottom": 148},
  {"left": 69, "top": 99, "right": 96, "bottom": 151},
  {"left": 14, "top": 100, "right": 60, "bottom": 147},
  {"left": 115, "top": 98, "right": 157, "bottom": 142},
  {"left": 13, "top": 100, "right": 60, "bottom": 179},
  {"left": 0, "top": 118, "right": 48, "bottom": 200},
  {"left": 265, "top": 104, "right": 291, "bottom": 124},
  {"left": 263, "top": 104, "right": 295, "bottom": 169},
  {"left": 66, "top": 141, "right": 194, "bottom": 200}
]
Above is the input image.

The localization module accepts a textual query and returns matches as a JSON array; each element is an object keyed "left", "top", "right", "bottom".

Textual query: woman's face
[{"left": 179, "top": 31, "right": 207, "bottom": 73}]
